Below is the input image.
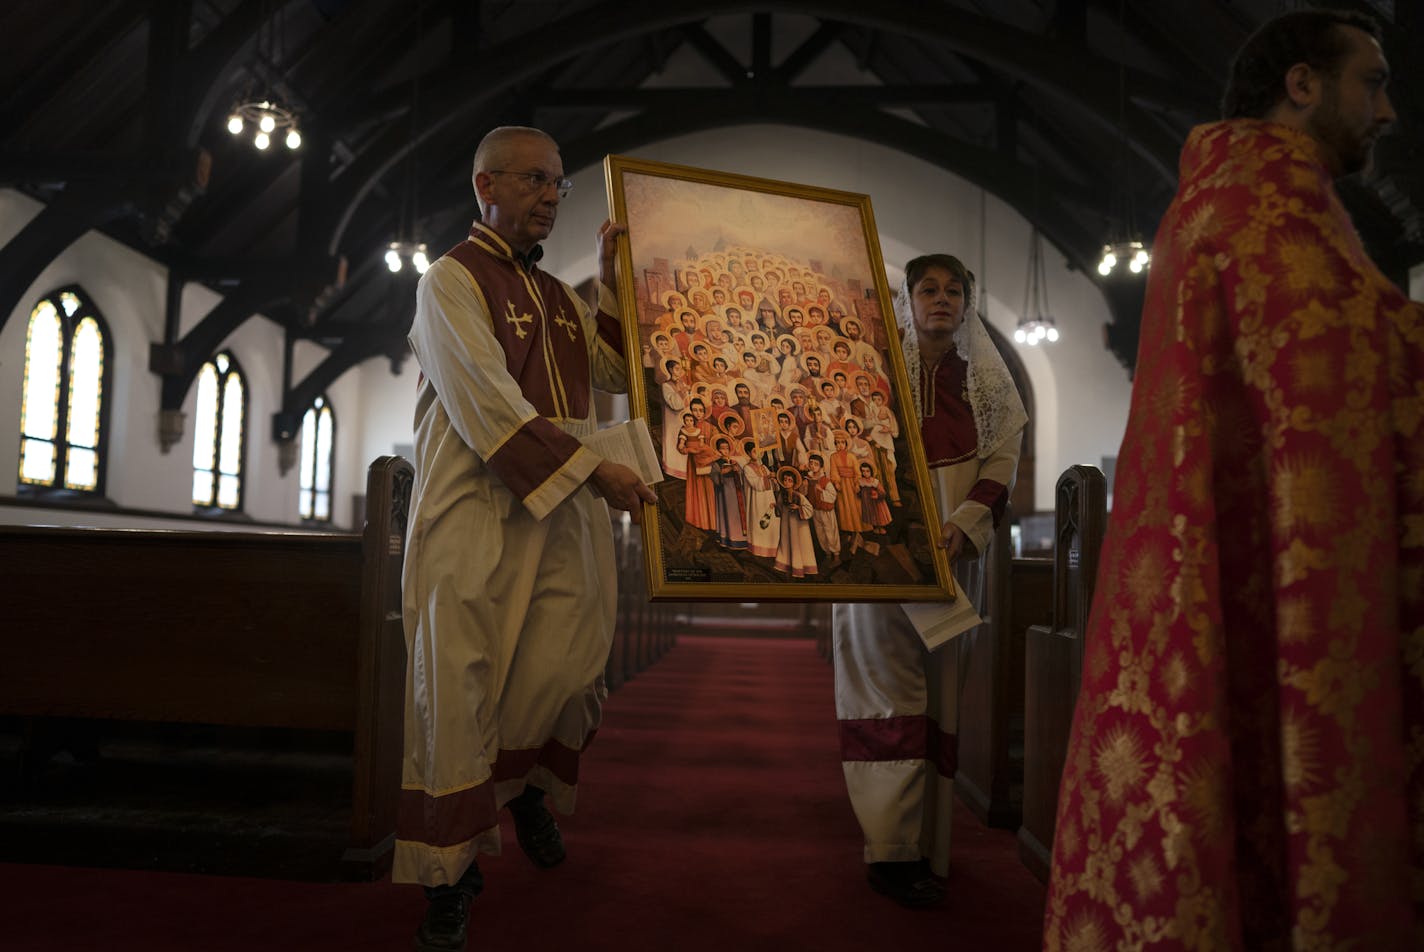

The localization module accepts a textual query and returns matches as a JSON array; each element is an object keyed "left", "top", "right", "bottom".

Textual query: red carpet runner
[{"left": 4, "top": 635, "right": 1045, "bottom": 951}]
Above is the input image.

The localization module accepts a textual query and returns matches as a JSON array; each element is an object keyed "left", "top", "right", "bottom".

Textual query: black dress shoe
[
  {"left": 866, "top": 860, "right": 945, "bottom": 908},
  {"left": 414, "top": 892, "right": 470, "bottom": 952},
  {"left": 415, "top": 861, "right": 482, "bottom": 952},
  {"left": 507, "top": 786, "right": 566, "bottom": 868}
]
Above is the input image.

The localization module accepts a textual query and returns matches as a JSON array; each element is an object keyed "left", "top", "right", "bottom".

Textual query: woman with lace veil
[{"left": 831, "top": 253, "right": 1026, "bottom": 907}]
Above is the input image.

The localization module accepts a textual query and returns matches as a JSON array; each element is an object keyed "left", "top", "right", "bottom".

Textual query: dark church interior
[{"left": 1, "top": 2, "right": 1419, "bottom": 950}]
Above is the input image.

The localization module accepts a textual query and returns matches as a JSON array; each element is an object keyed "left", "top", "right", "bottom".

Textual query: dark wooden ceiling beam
[
  {"left": 152, "top": 281, "right": 291, "bottom": 413},
  {"left": 751, "top": 12, "right": 772, "bottom": 78},
  {"left": 536, "top": 83, "right": 992, "bottom": 110},
  {"left": 274, "top": 327, "right": 407, "bottom": 443},
  {"left": 678, "top": 23, "right": 752, "bottom": 86},
  {"left": 0, "top": 183, "right": 134, "bottom": 337},
  {"left": 773, "top": 20, "right": 844, "bottom": 83},
  {"left": 321, "top": 0, "right": 1210, "bottom": 257},
  {"left": 0, "top": 1, "right": 148, "bottom": 134}
]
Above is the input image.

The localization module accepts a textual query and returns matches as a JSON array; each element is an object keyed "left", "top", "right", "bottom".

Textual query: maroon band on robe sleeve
[{"left": 486, "top": 416, "right": 585, "bottom": 503}]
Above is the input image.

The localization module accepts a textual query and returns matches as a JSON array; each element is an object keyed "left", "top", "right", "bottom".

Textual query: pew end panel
[
  {"left": 1016, "top": 466, "right": 1106, "bottom": 882},
  {"left": 956, "top": 520, "right": 1053, "bottom": 830}
]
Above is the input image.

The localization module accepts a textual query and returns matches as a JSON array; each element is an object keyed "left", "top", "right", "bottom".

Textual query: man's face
[
  {"left": 805, "top": 356, "right": 821, "bottom": 374},
  {"left": 735, "top": 384, "right": 751, "bottom": 402},
  {"left": 478, "top": 134, "right": 563, "bottom": 253},
  {"left": 1307, "top": 27, "right": 1395, "bottom": 176}
]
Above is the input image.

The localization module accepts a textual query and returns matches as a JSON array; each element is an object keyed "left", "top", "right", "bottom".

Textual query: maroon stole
[{"left": 439, "top": 223, "right": 624, "bottom": 503}]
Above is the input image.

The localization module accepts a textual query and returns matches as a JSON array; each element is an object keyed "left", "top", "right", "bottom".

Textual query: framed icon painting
[{"left": 604, "top": 154, "right": 955, "bottom": 603}]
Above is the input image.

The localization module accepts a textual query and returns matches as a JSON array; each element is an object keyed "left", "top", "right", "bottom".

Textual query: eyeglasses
[{"left": 487, "top": 169, "right": 574, "bottom": 198}]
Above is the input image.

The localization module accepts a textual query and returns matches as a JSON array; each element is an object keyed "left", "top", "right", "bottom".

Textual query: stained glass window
[
  {"left": 17, "top": 288, "right": 110, "bottom": 493},
  {"left": 192, "top": 351, "right": 246, "bottom": 509},
  {"left": 298, "top": 395, "right": 335, "bottom": 522}
]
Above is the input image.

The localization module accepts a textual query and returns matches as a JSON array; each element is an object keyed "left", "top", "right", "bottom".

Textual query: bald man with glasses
[{"left": 396, "top": 125, "right": 655, "bottom": 952}]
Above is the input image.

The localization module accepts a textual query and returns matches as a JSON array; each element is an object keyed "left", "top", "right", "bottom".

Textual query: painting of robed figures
[{"left": 604, "top": 154, "right": 955, "bottom": 603}]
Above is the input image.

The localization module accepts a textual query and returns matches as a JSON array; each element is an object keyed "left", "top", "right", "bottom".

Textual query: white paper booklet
[
  {"left": 581, "top": 417, "right": 665, "bottom": 487},
  {"left": 900, "top": 595, "right": 984, "bottom": 652}
]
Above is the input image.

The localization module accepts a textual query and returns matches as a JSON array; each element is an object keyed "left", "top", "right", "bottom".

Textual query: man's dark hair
[{"left": 1221, "top": 10, "right": 1381, "bottom": 119}]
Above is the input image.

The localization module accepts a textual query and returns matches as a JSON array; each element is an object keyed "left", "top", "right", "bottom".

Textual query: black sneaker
[{"left": 507, "top": 785, "right": 566, "bottom": 868}]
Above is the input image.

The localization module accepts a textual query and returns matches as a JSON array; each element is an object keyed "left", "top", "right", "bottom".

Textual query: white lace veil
[{"left": 893, "top": 255, "right": 1027, "bottom": 459}]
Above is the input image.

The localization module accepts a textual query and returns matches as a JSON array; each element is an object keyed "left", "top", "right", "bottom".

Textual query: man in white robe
[{"left": 397, "top": 126, "right": 655, "bottom": 952}]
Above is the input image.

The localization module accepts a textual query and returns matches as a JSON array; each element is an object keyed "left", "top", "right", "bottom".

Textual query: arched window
[
  {"left": 298, "top": 395, "right": 336, "bottom": 522},
  {"left": 191, "top": 351, "right": 246, "bottom": 510},
  {"left": 18, "top": 288, "right": 112, "bottom": 495}
]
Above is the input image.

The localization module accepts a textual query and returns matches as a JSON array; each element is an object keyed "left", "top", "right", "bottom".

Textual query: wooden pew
[
  {"left": 0, "top": 456, "right": 412, "bottom": 881},
  {"left": 956, "top": 504, "right": 1053, "bottom": 829},
  {"left": 605, "top": 514, "right": 678, "bottom": 691},
  {"left": 1016, "top": 465, "right": 1107, "bottom": 881}
]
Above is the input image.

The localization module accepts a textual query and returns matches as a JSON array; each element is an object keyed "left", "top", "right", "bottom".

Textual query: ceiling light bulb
[
  {"left": 1046, "top": 327, "right": 1060, "bottom": 343},
  {"left": 227, "top": 114, "right": 243, "bottom": 135},
  {"left": 1014, "top": 327, "right": 1027, "bottom": 344},
  {"left": 259, "top": 113, "right": 276, "bottom": 134},
  {"left": 412, "top": 247, "right": 430, "bottom": 274},
  {"left": 1129, "top": 257, "right": 1144, "bottom": 274},
  {"left": 253, "top": 131, "right": 270, "bottom": 150},
  {"left": 285, "top": 129, "right": 301, "bottom": 150},
  {"left": 385, "top": 247, "right": 403, "bottom": 272}
]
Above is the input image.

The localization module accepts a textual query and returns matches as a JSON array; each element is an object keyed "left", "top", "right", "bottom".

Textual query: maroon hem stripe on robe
[
  {"left": 839, "top": 715, "right": 957, "bottom": 778},
  {"left": 397, "top": 731, "right": 596, "bottom": 848}
]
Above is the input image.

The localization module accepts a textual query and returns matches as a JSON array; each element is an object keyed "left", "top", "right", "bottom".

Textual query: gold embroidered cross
[
  {"left": 504, "top": 301, "right": 534, "bottom": 339},
  {"left": 553, "top": 307, "right": 579, "bottom": 342}
]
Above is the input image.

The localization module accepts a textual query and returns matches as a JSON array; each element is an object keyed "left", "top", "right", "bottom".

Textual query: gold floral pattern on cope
[{"left": 1043, "top": 120, "right": 1424, "bottom": 950}]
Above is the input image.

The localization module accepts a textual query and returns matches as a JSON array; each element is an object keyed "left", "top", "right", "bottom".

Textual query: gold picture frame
[{"left": 604, "top": 154, "right": 954, "bottom": 603}]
